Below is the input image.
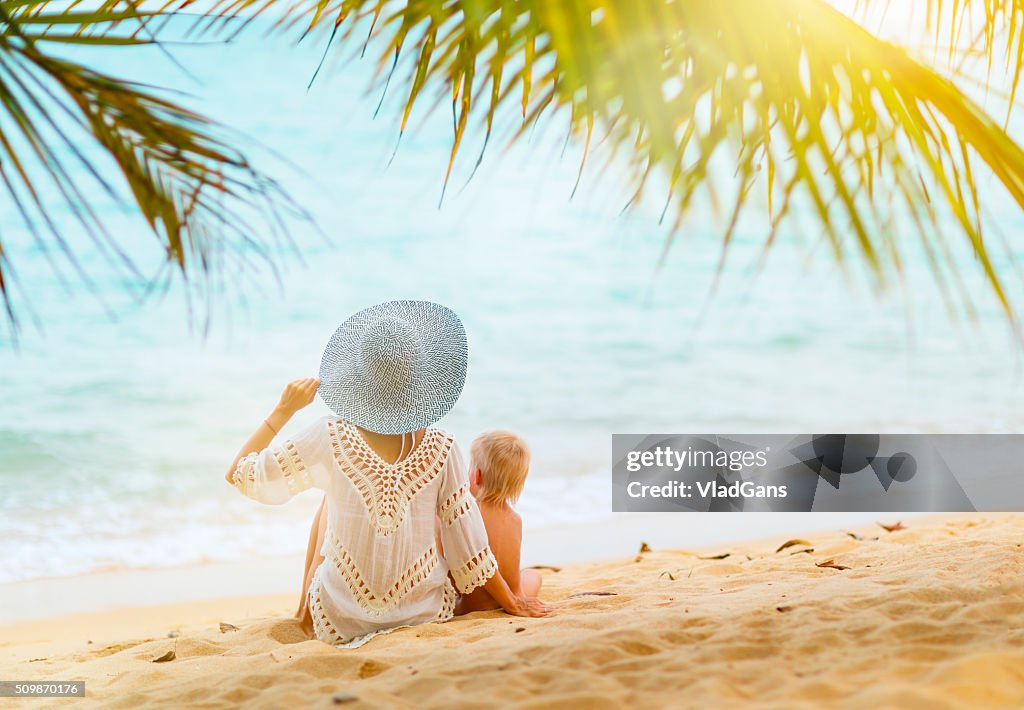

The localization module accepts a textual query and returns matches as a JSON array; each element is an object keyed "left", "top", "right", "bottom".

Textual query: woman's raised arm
[
  {"left": 224, "top": 378, "right": 320, "bottom": 491},
  {"left": 225, "top": 378, "right": 319, "bottom": 482}
]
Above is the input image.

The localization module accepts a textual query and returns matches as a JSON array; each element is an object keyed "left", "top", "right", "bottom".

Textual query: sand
[{"left": 2, "top": 514, "right": 1022, "bottom": 709}]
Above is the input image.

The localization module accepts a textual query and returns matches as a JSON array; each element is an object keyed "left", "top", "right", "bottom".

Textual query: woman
[{"left": 225, "top": 300, "right": 549, "bottom": 648}]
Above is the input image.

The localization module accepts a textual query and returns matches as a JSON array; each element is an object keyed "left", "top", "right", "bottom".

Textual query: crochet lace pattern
[
  {"left": 451, "top": 546, "right": 498, "bottom": 594},
  {"left": 327, "top": 420, "right": 454, "bottom": 536},
  {"left": 308, "top": 572, "right": 460, "bottom": 649},
  {"left": 438, "top": 481, "right": 473, "bottom": 528},
  {"left": 436, "top": 579, "right": 458, "bottom": 622},
  {"left": 272, "top": 440, "right": 312, "bottom": 494},
  {"left": 309, "top": 572, "right": 343, "bottom": 647},
  {"left": 326, "top": 527, "right": 440, "bottom": 617},
  {"left": 230, "top": 453, "right": 257, "bottom": 492},
  {"left": 230, "top": 440, "right": 311, "bottom": 496}
]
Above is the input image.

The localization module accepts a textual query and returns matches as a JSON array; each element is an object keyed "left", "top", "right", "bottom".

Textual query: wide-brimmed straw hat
[{"left": 318, "top": 300, "right": 468, "bottom": 434}]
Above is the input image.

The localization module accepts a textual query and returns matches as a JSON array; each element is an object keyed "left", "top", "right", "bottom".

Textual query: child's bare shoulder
[{"left": 480, "top": 502, "right": 521, "bottom": 533}]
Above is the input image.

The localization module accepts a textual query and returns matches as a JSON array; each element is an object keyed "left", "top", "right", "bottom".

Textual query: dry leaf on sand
[{"left": 565, "top": 591, "right": 618, "bottom": 599}]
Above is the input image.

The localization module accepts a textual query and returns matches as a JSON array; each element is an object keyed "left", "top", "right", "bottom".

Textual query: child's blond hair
[{"left": 470, "top": 430, "right": 530, "bottom": 506}]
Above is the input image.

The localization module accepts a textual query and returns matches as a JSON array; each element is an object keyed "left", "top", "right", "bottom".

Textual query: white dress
[{"left": 230, "top": 416, "right": 498, "bottom": 648}]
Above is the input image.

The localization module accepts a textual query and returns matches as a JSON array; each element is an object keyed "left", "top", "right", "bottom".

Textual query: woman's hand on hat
[{"left": 275, "top": 377, "right": 321, "bottom": 416}]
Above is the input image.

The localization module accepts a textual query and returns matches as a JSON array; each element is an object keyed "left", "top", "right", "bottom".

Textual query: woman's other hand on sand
[
  {"left": 276, "top": 378, "right": 320, "bottom": 416},
  {"left": 507, "top": 596, "right": 553, "bottom": 618}
]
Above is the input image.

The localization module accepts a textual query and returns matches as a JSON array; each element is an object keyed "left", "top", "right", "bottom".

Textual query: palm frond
[
  {"left": 0, "top": 1, "right": 301, "bottom": 336},
  {"left": 164, "top": 0, "right": 1024, "bottom": 318},
  {"left": 852, "top": 1, "right": 1024, "bottom": 114}
]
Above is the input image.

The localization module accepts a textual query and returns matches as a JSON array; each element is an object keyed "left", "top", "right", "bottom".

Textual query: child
[{"left": 455, "top": 430, "right": 542, "bottom": 614}]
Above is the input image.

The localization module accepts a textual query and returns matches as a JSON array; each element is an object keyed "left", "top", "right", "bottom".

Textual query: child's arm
[{"left": 481, "top": 566, "right": 548, "bottom": 617}]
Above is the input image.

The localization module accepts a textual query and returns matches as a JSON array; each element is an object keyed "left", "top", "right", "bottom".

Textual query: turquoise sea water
[{"left": 2, "top": 26, "right": 1024, "bottom": 584}]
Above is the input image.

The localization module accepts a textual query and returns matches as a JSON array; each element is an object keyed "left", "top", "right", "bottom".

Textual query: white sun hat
[{"left": 318, "top": 300, "right": 469, "bottom": 434}]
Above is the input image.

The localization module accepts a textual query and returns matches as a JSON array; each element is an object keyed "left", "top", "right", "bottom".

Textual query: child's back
[{"left": 455, "top": 431, "right": 542, "bottom": 614}]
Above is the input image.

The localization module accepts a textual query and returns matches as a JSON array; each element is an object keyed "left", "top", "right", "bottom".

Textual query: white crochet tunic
[{"left": 230, "top": 416, "right": 498, "bottom": 648}]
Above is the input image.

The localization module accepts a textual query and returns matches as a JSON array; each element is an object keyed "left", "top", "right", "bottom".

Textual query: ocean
[{"left": 1, "top": 22, "right": 1023, "bottom": 585}]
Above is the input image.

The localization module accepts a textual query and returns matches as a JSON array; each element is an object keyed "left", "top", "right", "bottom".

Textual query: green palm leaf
[
  {"left": 6, "top": 0, "right": 1024, "bottom": 330},
  {"left": 0, "top": 1, "right": 299, "bottom": 337},
  {"left": 164, "top": 0, "right": 1024, "bottom": 319}
]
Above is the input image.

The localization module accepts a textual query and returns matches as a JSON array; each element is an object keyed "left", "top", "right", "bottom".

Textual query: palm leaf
[
  {"left": 7, "top": 0, "right": 1024, "bottom": 328},
  {"left": 161, "top": 0, "right": 1024, "bottom": 318},
  {"left": 0, "top": 1, "right": 300, "bottom": 337}
]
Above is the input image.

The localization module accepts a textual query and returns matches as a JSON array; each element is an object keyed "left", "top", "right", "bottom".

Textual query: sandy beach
[{"left": 1, "top": 514, "right": 1021, "bottom": 708}]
